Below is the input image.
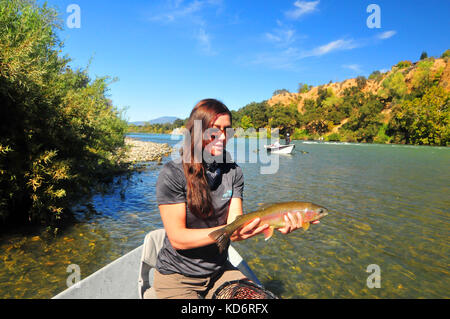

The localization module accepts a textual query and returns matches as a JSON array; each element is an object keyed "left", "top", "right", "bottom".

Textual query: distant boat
[{"left": 264, "top": 143, "right": 295, "bottom": 154}]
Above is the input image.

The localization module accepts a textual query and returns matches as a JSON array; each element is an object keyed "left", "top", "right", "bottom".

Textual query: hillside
[
  {"left": 130, "top": 116, "right": 180, "bottom": 126},
  {"left": 268, "top": 58, "right": 450, "bottom": 118},
  {"left": 232, "top": 54, "right": 449, "bottom": 146}
]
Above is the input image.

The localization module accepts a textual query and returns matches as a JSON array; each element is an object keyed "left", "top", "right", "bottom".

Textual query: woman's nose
[{"left": 218, "top": 131, "right": 226, "bottom": 141}]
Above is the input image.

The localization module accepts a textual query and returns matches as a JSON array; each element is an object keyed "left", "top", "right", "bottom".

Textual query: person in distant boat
[
  {"left": 149, "top": 99, "right": 304, "bottom": 299},
  {"left": 285, "top": 132, "right": 291, "bottom": 145}
]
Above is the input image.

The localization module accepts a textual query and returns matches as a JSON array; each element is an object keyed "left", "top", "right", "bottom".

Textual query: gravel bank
[{"left": 120, "top": 137, "right": 173, "bottom": 164}]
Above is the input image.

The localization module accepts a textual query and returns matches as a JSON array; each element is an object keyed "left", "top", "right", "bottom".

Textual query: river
[{"left": 0, "top": 134, "right": 448, "bottom": 298}]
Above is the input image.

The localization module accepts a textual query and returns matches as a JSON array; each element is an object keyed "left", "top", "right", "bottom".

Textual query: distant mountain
[{"left": 130, "top": 116, "right": 180, "bottom": 126}]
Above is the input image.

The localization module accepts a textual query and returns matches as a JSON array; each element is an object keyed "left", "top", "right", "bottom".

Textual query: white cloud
[
  {"left": 342, "top": 64, "right": 362, "bottom": 73},
  {"left": 196, "top": 28, "right": 216, "bottom": 55},
  {"left": 250, "top": 38, "right": 362, "bottom": 70},
  {"left": 265, "top": 28, "right": 296, "bottom": 47},
  {"left": 148, "top": 0, "right": 223, "bottom": 55},
  {"left": 303, "top": 38, "right": 359, "bottom": 57},
  {"left": 149, "top": 0, "right": 205, "bottom": 23},
  {"left": 251, "top": 47, "right": 301, "bottom": 70},
  {"left": 285, "top": 0, "right": 320, "bottom": 20},
  {"left": 378, "top": 30, "right": 397, "bottom": 40}
]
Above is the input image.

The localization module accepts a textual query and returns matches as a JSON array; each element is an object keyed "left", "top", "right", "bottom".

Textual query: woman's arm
[
  {"left": 159, "top": 203, "right": 224, "bottom": 250},
  {"left": 160, "top": 198, "right": 269, "bottom": 250}
]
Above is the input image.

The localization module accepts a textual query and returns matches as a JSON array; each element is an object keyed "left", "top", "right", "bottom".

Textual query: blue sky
[{"left": 45, "top": 0, "right": 450, "bottom": 121}]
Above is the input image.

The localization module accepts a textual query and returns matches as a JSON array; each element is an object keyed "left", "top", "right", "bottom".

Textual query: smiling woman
[{"left": 147, "top": 98, "right": 305, "bottom": 299}]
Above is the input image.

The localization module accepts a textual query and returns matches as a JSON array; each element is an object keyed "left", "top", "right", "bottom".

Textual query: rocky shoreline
[{"left": 120, "top": 137, "right": 173, "bottom": 164}]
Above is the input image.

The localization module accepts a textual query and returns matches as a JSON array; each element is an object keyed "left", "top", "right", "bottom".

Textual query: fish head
[
  {"left": 305, "top": 204, "right": 329, "bottom": 222},
  {"left": 316, "top": 206, "right": 329, "bottom": 219}
]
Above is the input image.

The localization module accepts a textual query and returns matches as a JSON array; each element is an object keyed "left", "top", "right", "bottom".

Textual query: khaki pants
[{"left": 149, "top": 262, "right": 247, "bottom": 299}]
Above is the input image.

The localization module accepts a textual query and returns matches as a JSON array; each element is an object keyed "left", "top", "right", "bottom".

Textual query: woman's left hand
[{"left": 277, "top": 212, "right": 320, "bottom": 235}]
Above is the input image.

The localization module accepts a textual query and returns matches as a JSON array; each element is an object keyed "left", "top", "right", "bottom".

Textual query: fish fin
[
  {"left": 302, "top": 221, "right": 310, "bottom": 231},
  {"left": 262, "top": 226, "right": 274, "bottom": 241},
  {"left": 208, "top": 227, "right": 230, "bottom": 253},
  {"left": 258, "top": 203, "right": 274, "bottom": 210}
]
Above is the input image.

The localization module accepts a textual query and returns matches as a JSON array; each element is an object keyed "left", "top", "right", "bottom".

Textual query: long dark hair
[{"left": 181, "top": 99, "right": 232, "bottom": 219}]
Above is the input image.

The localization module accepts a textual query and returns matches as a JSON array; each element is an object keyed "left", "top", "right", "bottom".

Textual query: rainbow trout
[{"left": 209, "top": 202, "right": 328, "bottom": 253}]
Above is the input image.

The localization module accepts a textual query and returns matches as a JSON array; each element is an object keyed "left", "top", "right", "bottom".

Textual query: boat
[
  {"left": 264, "top": 143, "right": 295, "bottom": 154},
  {"left": 53, "top": 229, "right": 261, "bottom": 299}
]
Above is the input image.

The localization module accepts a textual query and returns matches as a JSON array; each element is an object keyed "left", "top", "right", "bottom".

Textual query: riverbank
[{"left": 120, "top": 137, "right": 173, "bottom": 164}]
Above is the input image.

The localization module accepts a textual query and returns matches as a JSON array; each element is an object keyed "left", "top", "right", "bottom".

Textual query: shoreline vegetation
[{"left": 129, "top": 53, "right": 449, "bottom": 147}]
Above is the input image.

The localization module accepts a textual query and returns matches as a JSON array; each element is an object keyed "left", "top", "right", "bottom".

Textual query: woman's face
[{"left": 205, "top": 114, "right": 232, "bottom": 157}]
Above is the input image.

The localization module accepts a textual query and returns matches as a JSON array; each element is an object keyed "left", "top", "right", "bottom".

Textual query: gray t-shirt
[{"left": 155, "top": 156, "right": 244, "bottom": 277}]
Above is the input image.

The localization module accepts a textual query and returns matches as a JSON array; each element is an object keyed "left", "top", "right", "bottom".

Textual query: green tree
[
  {"left": 173, "top": 118, "right": 186, "bottom": 128},
  {"left": 298, "top": 83, "right": 310, "bottom": 93},
  {"left": 420, "top": 51, "right": 428, "bottom": 60},
  {"left": 441, "top": 49, "right": 450, "bottom": 58},
  {"left": 240, "top": 115, "right": 253, "bottom": 130},
  {"left": 344, "top": 94, "right": 384, "bottom": 142},
  {"left": 356, "top": 76, "right": 367, "bottom": 90},
  {"left": 369, "top": 70, "right": 383, "bottom": 82},
  {"left": 388, "top": 86, "right": 449, "bottom": 145},
  {"left": 273, "top": 89, "right": 290, "bottom": 96},
  {"left": 396, "top": 61, "right": 412, "bottom": 69},
  {"left": 269, "top": 104, "right": 300, "bottom": 134},
  {"left": 234, "top": 101, "right": 269, "bottom": 129}
]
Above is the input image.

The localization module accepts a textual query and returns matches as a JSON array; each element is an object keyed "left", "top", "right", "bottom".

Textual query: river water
[{"left": 0, "top": 134, "right": 449, "bottom": 298}]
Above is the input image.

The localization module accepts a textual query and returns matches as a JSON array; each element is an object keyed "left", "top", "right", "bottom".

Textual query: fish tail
[{"left": 208, "top": 227, "right": 230, "bottom": 253}]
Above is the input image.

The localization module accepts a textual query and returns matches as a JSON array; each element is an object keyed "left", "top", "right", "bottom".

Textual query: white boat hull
[{"left": 264, "top": 144, "right": 295, "bottom": 154}]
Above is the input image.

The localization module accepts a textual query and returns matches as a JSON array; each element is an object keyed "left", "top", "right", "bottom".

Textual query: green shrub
[
  {"left": 369, "top": 70, "right": 384, "bottom": 82},
  {"left": 298, "top": 83, "right": 310, "bottom": 93},
  {"left": 411, "top": 60, "right": 435, "bottom": 96},
  {"left": 373, "top": 124, "right": 391, "bottom": 144},
  {"left": 441, "top": 49, "right": 450, "bottom": 59},
  {"left": 396, "top": 61, "right": 412, "bottom": 69},
  {"left": 292, "top": 128, "right": 310, "bottom": 140},
  {"left": 0, "top": 0, "right": 128, "bottom": 226},
  {"left": 326, "top": 133, "right": 340, "bottom": 142},
  {"left": 388, "top": 86, "right": 449, "bottom": 146},
  {"left": 338, "top": 130, "right": 357, "bottom": 143},
  {"left": 380, "top": 72, "right": 407, "bottom": 99},
  {"left": 356, "top": 76, "right": 367, "bottom": 90}
]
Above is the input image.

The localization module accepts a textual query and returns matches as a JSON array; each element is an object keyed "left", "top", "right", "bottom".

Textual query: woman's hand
[
  {"left": 230, "top": 218, "right": 269, "bottom": 242},
  {"left": 277, "top": 212, "right": 320, "bottom": 235}
]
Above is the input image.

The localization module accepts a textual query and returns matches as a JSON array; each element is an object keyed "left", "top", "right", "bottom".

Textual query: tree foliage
[
  {"left": 388, "top": 86, "right": 449, "bottom": 145},
  {"left": 379, "top": 71, "right": 408, "bottom": 100},
  {"left": 441, "top": 49, "right": 450, "bottom": 59},
  {"left": 0, "top": 0, "right": 128, "bottom": 226}
]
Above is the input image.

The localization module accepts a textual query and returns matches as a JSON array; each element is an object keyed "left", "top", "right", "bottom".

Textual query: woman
[{"left": 151, "top": 99, "right": 304, "bottom": 299}]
